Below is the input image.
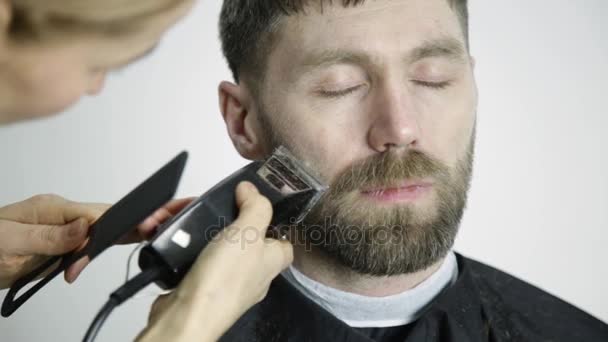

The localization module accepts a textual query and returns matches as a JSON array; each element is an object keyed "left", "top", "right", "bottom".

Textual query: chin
[{"left": 26, "top": 98, "right": 80, "bottom": 120}]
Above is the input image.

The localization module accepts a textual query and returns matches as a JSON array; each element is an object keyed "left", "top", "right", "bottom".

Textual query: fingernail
[
  {"left": 242, "top": 181, "right": 257, "bottom": 194},
  {"left": 68, "top": 257, "right": 88, "bottom": 283}
]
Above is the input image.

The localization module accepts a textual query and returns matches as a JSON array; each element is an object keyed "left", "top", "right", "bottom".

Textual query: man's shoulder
[
  {"left": 456, "top": 253, "right": 608, "bottom": 340},
  {"left": 458, "top": 253, "right": 587, "bottom": 313},
  {"left": 221, "top": 254, "right": 608, "bottom": 341}
]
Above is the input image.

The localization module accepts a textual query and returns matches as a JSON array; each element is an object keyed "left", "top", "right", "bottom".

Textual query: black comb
[{"left": 1, "top": 151, "right": 188, "bottom": 317}]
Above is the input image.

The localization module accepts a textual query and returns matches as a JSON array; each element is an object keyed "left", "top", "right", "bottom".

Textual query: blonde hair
[{"left": 9, "top": 0, "right": 185, "bottom": 42}]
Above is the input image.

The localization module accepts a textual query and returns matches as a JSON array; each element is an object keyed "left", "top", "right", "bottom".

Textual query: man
[{"left": 215, "top": 0, "right": 608, "bottom": 341}]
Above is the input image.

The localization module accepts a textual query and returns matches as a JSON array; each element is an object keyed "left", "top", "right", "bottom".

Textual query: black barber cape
[{"left": 220, "top": 253, "right": 608, "bottom": 342}]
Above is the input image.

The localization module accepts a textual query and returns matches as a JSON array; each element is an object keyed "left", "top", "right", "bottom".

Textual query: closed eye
[
  {"left": 317, "top": 85, "right": 363, "bottom": 98},
  {"left": 412, "top": 80, "right": 452, "bottom": 90}
]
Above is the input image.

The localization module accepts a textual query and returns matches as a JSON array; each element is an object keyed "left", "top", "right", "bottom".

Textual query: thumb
[
  {"left": 14, "top": 218, "right": 88, "bottom": 255},
  {"left": 230, "top": 182, "right": 273, "bottom": 235},
  {"left": 263, "top": 239, "right": 294, "bottom": 275}
]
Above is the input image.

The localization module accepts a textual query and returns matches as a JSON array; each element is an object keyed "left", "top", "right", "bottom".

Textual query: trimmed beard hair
[{"left": 257, "top": 110, "right": 474, "bottom": 276}]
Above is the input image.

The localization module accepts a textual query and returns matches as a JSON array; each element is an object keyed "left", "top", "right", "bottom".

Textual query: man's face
[{"left": 230, "top": 0, "right": 477, "bottom": 275}]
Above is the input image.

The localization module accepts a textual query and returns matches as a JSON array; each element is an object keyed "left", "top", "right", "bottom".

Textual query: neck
[{"left": 291, "top": 244, "right": 445, "bottom": 297}]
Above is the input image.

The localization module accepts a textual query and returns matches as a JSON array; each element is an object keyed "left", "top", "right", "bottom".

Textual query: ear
[{"left": 218, "top": 81, "right": 266, "bottom": 160}]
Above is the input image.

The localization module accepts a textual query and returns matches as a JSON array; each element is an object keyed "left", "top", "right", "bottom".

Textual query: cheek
[
  {"left": 421, "top": 84, "right": 476, "bottom": 166},
  {"left": 276, "top": 94, "right": 367, "bottom": 183},
  {"left": 18, "top": 67, "right": 87, "bottom": 117}
]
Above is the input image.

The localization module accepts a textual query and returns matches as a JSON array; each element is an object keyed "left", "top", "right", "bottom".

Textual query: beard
[
  {"left": 257, "top": 111, "right": 474, "bottom": 276},
  {"left": 301, "top": 147, "right": 473, "bottom": 276}
]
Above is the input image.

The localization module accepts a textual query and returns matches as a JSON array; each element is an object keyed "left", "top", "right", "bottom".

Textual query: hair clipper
[{"left": 138, "top": 146, "right": 327, "bottom": 289}]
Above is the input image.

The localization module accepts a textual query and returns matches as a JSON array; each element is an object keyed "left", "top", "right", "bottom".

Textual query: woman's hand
[
  {"left": 65, "top": 197, "right": 194, "bottom": 283},
  {"left": 136, "top": 182, "right": 293, "bottom": 342},
  {"left": 0, "top": 194, "right": 192, "bottom": 289}
]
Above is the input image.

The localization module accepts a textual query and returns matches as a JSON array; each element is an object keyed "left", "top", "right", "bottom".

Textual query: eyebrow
[
  {"left": 299, "top": 37, "right": 467, "bottom": 71},
  {"left": 407, "top": 37, "right": 467, "bottom": 64},
  {"left": 301, "top": 49, "right": 371, "bottom": 69}
]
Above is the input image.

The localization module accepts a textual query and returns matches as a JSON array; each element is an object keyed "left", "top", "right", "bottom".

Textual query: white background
[{"left": 1, "top": 0, "right": 606, "bottom": 340}]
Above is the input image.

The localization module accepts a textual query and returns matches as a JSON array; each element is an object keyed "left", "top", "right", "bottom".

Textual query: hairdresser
[{"left": 0, "top": 1, "right": 293, "bottom": 341}]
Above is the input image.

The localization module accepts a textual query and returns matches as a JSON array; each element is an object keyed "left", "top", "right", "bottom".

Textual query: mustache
[{"left": 328, "top": 150, "right": 449, "bottom": 194}]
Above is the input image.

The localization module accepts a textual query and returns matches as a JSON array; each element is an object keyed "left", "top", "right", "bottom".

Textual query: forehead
[{"left": 272, "top": 0, "right": 465, "bottom": 65}]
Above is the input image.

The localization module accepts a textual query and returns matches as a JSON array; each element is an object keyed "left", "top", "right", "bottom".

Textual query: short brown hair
[{"left": 220, "top": 0, "right": 469, "bottom": 83}]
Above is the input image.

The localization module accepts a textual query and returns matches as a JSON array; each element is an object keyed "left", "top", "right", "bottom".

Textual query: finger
[
  {"left": 163, "top": 197, "right": 195, "bottom": 214},
  {"left": 64, "top": 256, "right": 90, "bottom": 283},
  {"left": 136, "top": 198, "right": 196, "bottom": 239},
  {"left": 54, "top": 201, "right": 109, "bottom": 225},
  {"left": 6, "top": 218, "right": 89, "bottom": 255},
  {"left": 0, "top": 195, "right": 108, "bottom": 225},
  {"left": 147, "top": 198, "right": 194, "bottom": 226},
  {"left": 263, "top": 239, "right": 294, "bottom": 274},
  {"left": 227, "top": 182, "right": 273, "bottom": 236},
  {"left": 137, "top": 208, "right": 172, "bottom": 238}
]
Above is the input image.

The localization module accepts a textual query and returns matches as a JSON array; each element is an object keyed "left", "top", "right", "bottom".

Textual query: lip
[{"left": 361, "top": 181, "right": 433, "bottom": 203}]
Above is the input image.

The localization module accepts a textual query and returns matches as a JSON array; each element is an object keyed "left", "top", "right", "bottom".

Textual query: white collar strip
[{"left": 282, "top": 251, "right": 458, "bottom": 328}]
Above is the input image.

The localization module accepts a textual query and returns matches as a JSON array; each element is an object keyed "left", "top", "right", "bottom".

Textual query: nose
[
  {"left": 367, "top": 81, "right": 420, "bottom": 153},
  {"left": 86, "top": 72, "right": 106, "bottom": 95}
]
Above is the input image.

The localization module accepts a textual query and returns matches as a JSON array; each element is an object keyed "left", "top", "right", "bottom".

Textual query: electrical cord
[
  {"left": 125, "top": 243, "right": 171, "bottom": 300},
  {"left": 82, "top": 267, "right": 165, "bottom": 342}
]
